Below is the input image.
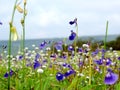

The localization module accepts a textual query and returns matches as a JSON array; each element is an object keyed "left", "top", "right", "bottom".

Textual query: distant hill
[{"left": 79, "top": 35, "right": 120, "bottom": 41}]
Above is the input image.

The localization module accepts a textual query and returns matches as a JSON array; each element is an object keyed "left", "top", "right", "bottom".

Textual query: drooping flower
[
  {"left": 104, "top": 71, "right": 118, "bottom": 85},
  {"left": 16, "top": 4, "right": 23, "bottom": 13},
  {"left": 69, "top": 18, "right": 77, "bottom": 26},
  {"left": 69, "top": 30, "right": 76, "bottom": 41},
  {"left": 56, "top": 72, "right": 64, "bottom": 81},
  {"left": 10, "top": 26, "right": 19, "bottom": 41}
]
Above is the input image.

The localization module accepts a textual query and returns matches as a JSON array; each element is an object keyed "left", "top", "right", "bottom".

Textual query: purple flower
[
  {"left": 54, "top": 41, "right": 63, "bottom": 51},
  {"left": 69, "top": 30, "right": 76, "bottom": 41},
  {"left": 69, "top": 18, "right": 77, "bottom": 25},
  {"left": 118, "top": 57, "right": 120, "bottom": 60},
  {"left": 78, "top": 62, "right": 83, "bottom": 67},
  {"left": 62, "top": 63, "right": 72, "bottom": 69},
  {"left": 0, "top": 21, "right": 2, "bottom": 25},
  {"left": 19, "top": 55, "right": 23, "bottom": 60},
  {"left": 68, "top": 45, "right": 74, "bottom": 51},
  {"left": 78, "top": 48, "right": 83, "bottom": 53},
  {"left": 56, "top": 72, "right": 64, "bottom": 81},
  {"left": 34, "top": 61, "right": 41, "bottom": 69},
  {"left": 94, "top": 59, "right": 103, "bottom": 65},
  {"left": 64, "top": 69, "right": 75, "bottom": 77},
  {"left": 35, "top": 53, "right": 40, "bottom": 59},
  {"left": 106, "top": 58, "right": 112, "bottom": 66},
  {"left": 39, "top": 41, "right": 47, "bottom": 49},
  {"left": 104, "top": 72, "right": 118, "bottom": 85},
  {"left": 4, "top": 70, "right": 14, "bottom": 78}
]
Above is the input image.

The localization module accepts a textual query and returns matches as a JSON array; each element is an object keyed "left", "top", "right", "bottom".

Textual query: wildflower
[
  {"left": 118, "top": 57, "right": 120, "bottom": 60},
  {"left": 62, "top": 63, "right": 72, "bottom": 69},
  {"left": 10, "top": 26, "right": 19, "bottom": 41},
  {"left": 34, "top": 60, "right": 41, "bottom": 69},
  {"left": 78, "top": 48, "right": 83, "bottom": 53},
  {"left": 37, "top": 68, "right": 44, "bottom": 73},
  {"left": 69, "top": 18, "right": 77, "bottom": 26},
  {"left": 4, "top": 70, "right": 14, "bottom": 78},
  {"left": 16, "top": 5, "right": 23, "bottom": 13},
  {"left": 94, "top": 59, "right": 103, "bottom": 65},
  {"left": 35, "top": 53, "right": 40, "bottom": 59},
  {"left": 106, "top": 58, "right": 112, "bottom": 66},
  {"left": 56, "top": 72, "right": 64, "bottom": 81},
  {"left": 54, "top": 41, "right": 63, "bottom": 51},
  {"left": 104, "top": 70, "right": 118, "bottom": 85},
  {"left": 2, "top": 45, "right": 7, "bottom": 49},
  {"left": 69, "top": 30, "right": 76, "bottom": 41},
  {"left": 39, "top": 41, "right": 47, "bottom": 49},
  {"left": 19, "top": 55, "right": 23, "bottom": 60},
  {"left": 64, "top": 69, "right": 75, "bottom": 77},
  {"left": 0, "top": 21, "right": 2, "bottom": 25},
  {"left": 68, "top": 45, "right": 74, "bottom": 51}
]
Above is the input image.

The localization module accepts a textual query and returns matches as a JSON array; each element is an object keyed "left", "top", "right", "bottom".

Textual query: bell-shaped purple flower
[
  {"left": 64, "top": 69, "right": 75, "bottom": 77},
  {"left": 69, "top": 18, "right": 77, "bottom": 25},
  {"left": 68, "top": 45, "right": 74, "bottom": 51},
  {"left": 118, "top": 57, "right": 120, "bottom": 60},
  {"left": 106, "top": 58, "right": 112, "bottom": 66},
  {"left": 69, "top": 30, "right": 76, "bottom": 41},
  {"left": 104, "top": 72, "right": 118, "bottom": 85},
  {"left": 56, "top": 72, "right": 64, "bottom": 81},
  {"left": 35, "top": 53, "right": 40, "bottom": 59},
  {"left": 94, "top": 59, "right": 103, "bottom": 65},
  {"left": 19, "top": 55, "right": 23, "bottom": 60},
  {"left": 54, "top": 42, "right": 63, "bottom": 51},
  {"left": 34, "top": 60, "right": 41, "bottom": 69},
  {"left": 39, "top": 41, "right": 47, "bottom": 49}
]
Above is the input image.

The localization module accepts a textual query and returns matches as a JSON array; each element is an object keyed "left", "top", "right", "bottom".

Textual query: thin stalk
[
  {"left": 104, "top": 21, "right": 109, "bottom": 50},
  {"left": 8, "top": 0, "right": 18, "bottom": 89},
  {"left": 103, "top": 21, "right": 109, "bottom": 90},
  {"left": 22, "top": 1, "right": 26, "bottom": 55},
  {"left": 21, "top": 1, "right": 27, "bottom": 85},
  {"left": 75, "top": 23, "right": 78, "bottom": 54},
  {"left": 89, "top": 56, "right": 92, "bottom": 85}
]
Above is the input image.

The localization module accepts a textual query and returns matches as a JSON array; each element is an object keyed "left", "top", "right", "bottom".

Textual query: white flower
[{"left": 37, "top": 68, "right": 44, "bottom": 73}]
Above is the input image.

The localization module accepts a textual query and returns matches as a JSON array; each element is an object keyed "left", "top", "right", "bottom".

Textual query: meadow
[{"left": 0, "top": 0, "right": 120, "bottom": 90}]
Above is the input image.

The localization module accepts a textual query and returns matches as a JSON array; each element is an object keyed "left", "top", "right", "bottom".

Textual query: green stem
[
  {"left": 8, "top": 0, "right": 18, "bottom": 89},
  {"left": 104, "top": 21, "right": 109, "bottom": 50},
  {"left": 89, "top": 57, "right": 92, "bottom": 85},
  {"left": 21, "top": 1, "right": 27, "bottom": 85},
  {"left": 22, "top": 2, "right": 26, "bottom": 55},
  {"left": 75, "top": 23, "right": 78, "bottom": 54}
]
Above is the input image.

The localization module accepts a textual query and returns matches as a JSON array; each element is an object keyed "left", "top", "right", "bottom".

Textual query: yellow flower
[
  {"left": 10, "top": 26, "right": 19, "bottom": 41},
  {"left": 16, "top": 5, "right": 23, "bottom": 13},
  {"left": 24, "top": 0, "right": 27, "bottom": 5}
]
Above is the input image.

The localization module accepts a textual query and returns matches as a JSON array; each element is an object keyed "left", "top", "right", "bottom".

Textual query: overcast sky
[{"left": 0, "top": 0, "right": 120, "bottom": 40}]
